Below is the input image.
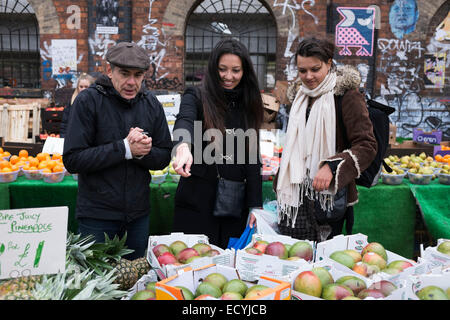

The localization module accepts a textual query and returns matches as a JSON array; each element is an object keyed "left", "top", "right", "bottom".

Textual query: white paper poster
[
  {"left": 51, "top": 39, "right": 77, "bottom": 75},
  {"left": 0, "top": 207, "right": 68, "bottom": 279},
  {"left": 42, "top": 137, "right": 65, "bottom": 155},
  {"left": 156, "top": 94, "right": 181, "bottom": 135}
]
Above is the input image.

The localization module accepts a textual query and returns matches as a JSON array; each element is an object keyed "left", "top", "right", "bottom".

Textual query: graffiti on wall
[
  {"left": 88, "top": 31, "right": 117, "bottom": 62},
  {"left": 136, "top": 0, "right": 181, "bottom": 90},
  {"left": 375, "top": 38, "right": 449, "bottom": 138},
  {"left": 40, "top": 40, "right": 84, "bottom": 89},
  {"left": 424, "top": 52, "right": 446, "bottom": 89},
  {"left": 335, "top": 7, "right": 375, "bottom": 57},
  {"left": 389, "top": 0, "right": 419, "bottom": 40},
  {"left": 273, "top": 0, "right": 318, "bottom": 81}
]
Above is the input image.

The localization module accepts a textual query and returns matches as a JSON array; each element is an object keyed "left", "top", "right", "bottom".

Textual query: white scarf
[{"left": 277, "top": 71, "right": 337, "bottom": 227}]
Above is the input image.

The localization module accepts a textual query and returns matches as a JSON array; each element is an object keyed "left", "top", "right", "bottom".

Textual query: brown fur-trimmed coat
[{"left": 279, "top": 65, "right": 377, "bottom": 207}]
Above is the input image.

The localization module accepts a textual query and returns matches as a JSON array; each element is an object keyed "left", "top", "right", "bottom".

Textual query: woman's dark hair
[
  {"left": 200, "top": 38, "right": 263, "bottom": 132},
  {"left": 295, "top": 37, "right": 335, "bottom": 65}
]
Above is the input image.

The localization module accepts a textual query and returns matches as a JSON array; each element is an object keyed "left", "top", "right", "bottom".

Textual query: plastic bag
[
  {"left": 251, "top": 205, "right": 279, "bottom": 235},
  {"left": 227, "top": 225, "right": 255, "bottom": 250}
]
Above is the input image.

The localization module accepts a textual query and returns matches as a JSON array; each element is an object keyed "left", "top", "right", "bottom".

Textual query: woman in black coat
[{"left": 172, "top": 39, "right": 264, "bottom": 248}]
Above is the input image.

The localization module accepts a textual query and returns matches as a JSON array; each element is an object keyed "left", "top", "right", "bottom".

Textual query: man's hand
[
  {"left": 127, "top": 127, "right": 152, "bottom": 157},
  {"left": 173, "top": 143, "right": 192, "bottom": 177},
  {"left": 312, "top": 163, "right": 333, "bottom": 192}
]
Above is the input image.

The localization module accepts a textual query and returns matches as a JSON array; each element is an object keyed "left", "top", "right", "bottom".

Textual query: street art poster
[
  {"left": 389, "top": 0, "right": 419, "bottom": 40},
  {"left": 51, "top": 39, "right": 77, "bottom": 75},
  {"left": 335, "top": 7, "right": 375, "bottom": 57},
  {"left": 435, "top": 11, "right": 450, "bottom": 42},
  {"left": 424, "top": 53, "right": 446, "bottom": 89},
  {"left": 96, "top": 0, "right": 119, "bottom": 34}
]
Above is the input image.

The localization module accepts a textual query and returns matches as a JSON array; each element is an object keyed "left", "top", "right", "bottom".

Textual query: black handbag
[
  {"left": 314, "top": 186, "right": 348, "bottom": 223},
  {"left": 212, "top": 165, "right": 246, "bottom": 218}
]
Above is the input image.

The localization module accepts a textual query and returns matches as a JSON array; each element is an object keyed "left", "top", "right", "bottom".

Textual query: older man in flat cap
[{"left": 63, "top": 42, "right": 172, "bottom": 260}]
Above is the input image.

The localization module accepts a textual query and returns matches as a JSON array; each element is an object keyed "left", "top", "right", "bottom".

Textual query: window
[
  {"left": 0, "top": 0, "right": 40, "bottom": 89},
  {"left": 185, "top": 0, "right": 277, "bottom": 90}
]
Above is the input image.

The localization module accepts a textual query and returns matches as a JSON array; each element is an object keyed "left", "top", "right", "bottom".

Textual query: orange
[
  {"left": 1, "top": 167, "right": 12, "bottom": 173},
  {"left": 22, "top": 164, "right": 30, "bottom": 171},
  {"left": 29, "top": 158, "right": 39, "bottom": 168},
  {"left": 435, "top": 154, "right": 443, "bottom": 162},
  {"left": 18, "top": 150, "right": 28, "bottom": 158},
  {"left": 41, "top": 168, "right": 52, "bottom": 174},
  {"left": 19, "top": 156, "right": 28, "bottom": 162},
  {"left": 28, "top": 166, "right": 38, "bottom": 171},
  {"left": 0, "top": 147, "right": 3, "bottom": 153},
  {"left": 46, "top": 160, "right": 57, "bottom": 170},
  {"left": 3, "top": 151, "right": 10, "bottom": 157},
  {"left": 52, "top": 153, "right": 62, "bottom": 161},
  {"left": 36, "top": 153, "right": 46, "bottom": 162},
  {"left": 9, "top": 155, "right": 19, "bottom": 165},
  {"left": 38, "top": 161, "right": 48, "bottom": 170},
  {"left": 10, "top": 165, "right": 19, "bottom": 172},
  {"left": 444, "top": 155, "right": 450, "bottom": 161},
  {"left": 52, "top": 164, "right": 65, "bottom": 173},
  {"left": 0, "top": 160, "right": 11, "bottom": 169}
]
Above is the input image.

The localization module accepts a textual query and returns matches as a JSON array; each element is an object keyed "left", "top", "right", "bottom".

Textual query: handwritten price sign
[{"left": 0, "top": 207, "right": 68, "bottom": 280}]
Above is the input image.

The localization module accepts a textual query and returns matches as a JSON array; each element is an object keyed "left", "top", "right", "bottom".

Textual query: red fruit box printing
[
  {"left": 235, "top": 233, "right": 314, "bottom": 282},
  {"left": 147, "top": 232, "right": 235, "bottom": 280},
  {"left": 155, "top": 263, "right": 291, "bottom": 300}
]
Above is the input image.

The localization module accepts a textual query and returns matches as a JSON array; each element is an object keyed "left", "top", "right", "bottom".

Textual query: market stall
[{"left": 3, "top": 175, "right": 449, "bottom": 259}]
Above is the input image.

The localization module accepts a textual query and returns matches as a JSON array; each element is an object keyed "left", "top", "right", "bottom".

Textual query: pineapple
[
  {"left": 111, "top": 258, "right": 139, "bottom": 291},
  {"left": 132, "top": 257, "right": 151, "bottom": 278},
  {"left": 0, "top": 290, "right": 35, "bottom": 300},
  {"left": 0, "top": 275, "right": 42, "bottom": 299}
]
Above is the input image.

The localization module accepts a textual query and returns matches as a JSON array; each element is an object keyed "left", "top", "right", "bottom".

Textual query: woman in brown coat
[{"left": 262, "top": 37, "right": 377, "bottom": 242}]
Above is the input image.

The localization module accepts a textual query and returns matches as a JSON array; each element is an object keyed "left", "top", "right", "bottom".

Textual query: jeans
[{"left": 78, "top": 214, "right": 149, "bottom": 260}]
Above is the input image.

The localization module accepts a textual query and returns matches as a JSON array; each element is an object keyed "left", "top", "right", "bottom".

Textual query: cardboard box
[
  {"left": 314, "top": 233, "right": 420, "bottom": 286},
  {"left": 289, "top": 258, "right": 399, "bottom": 300},
  {"left": 389, "top": 124, "right": 397, "bottom": 145},
  {"left": 122, "top": 270, "right": 159, "bottom": 300},
  {"left": 147, "top": 233, "right": 235, "bottom": 280},
  {"left": 395, "top": 272, "right": 450, "bottom": 300},
  {"left": 235, "top": 233, "right": 313, "bottom": 282},
  {"left": 420, "top": 238, "right": 450, "bottom": 268},
  {"left": 273, "top": 81, "right": 290, "bottom": 105},
  {"left": 413, "top": 129, "right": 442, "bottom": 145},
  {"left": 433, "top": 141, "right": 450, "bottom": 157},
  {"left": 261, "top": 93, "right": 280, "bottom": 112},
  {"left": 155, "top": 264, "right": 291, "bottom": 300}
]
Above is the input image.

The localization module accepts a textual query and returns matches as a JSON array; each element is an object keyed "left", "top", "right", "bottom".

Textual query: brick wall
[{"left": 4, "top": 0, "right": 448, "bottom": 138}]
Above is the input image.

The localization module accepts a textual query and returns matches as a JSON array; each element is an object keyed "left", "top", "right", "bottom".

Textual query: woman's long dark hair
[{"left": 200, "top": 38, "right": 263, "bottom": 132}]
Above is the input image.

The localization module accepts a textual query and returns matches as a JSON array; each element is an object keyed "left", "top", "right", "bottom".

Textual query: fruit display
[
  {"left": 416, "top": 285, "right": 449, "bottom": 300},
  {"left": 149, "top": 168, "right": 167, "bottom": 184},
  {"left": 0, "top": 232, "right": 139, "bottom": 300},
  {"left": 383, "top": 152, "right": 447, "bottom": 184},
  {"left": 148, "top": 234, "right": 236, "bottom": 279},
  {"left": 168, "top": 160, "right": 180, "bottom": 183},
  {"left": 154, "top": 264, "right": 291, "bottom": 300},
  {"left": 328, "top": 242, "right": 415, "bottom": 278},
  {"left": 438, "top": 172, "right": 450, "bottom": 185},
  {"left": 152, "top": 240, "right": 221, "bottom": 267},
  {"left": 245, "top": 239, "right": 314, "bottom": 262},
  {"left": 0, "top": 149, "right": 68, "bottom": 182}
]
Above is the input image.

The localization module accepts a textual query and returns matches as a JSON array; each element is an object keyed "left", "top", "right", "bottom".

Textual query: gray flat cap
[{"left": 106, "top": 42, "right": 150, "bottom": 70}]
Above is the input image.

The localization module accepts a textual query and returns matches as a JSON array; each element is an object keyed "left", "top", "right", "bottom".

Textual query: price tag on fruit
[{"left": 0, "top": 206, "right": 68, "bottom": 279}]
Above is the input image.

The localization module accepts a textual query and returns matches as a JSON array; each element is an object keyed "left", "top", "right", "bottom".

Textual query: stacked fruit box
[
  {"left": 235, "top": 233, "right": 314, "bottom": 282},
  {"left": 122, "top": 270, "right": 159, "bottom": 300},
  {"left": 314, "top": 234, "right": 423, "bottom": 287},
  {"left": 288, "top": 258, "right": 402, "bottom": 300},
  {"left": 420, "top": 238, "right": 450, "bottom": 268},
  {"left": 146, "top": 233, "right": 235, "bottom": 280},
  {"left": 391, "top": 272, "right": 450, "bottom": 300},
  {"left": 155, "top": 264, "right": 291, "bottom": 300}
]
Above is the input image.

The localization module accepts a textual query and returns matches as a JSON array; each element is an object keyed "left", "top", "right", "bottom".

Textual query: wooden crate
[{"left": 0, "top": 103, "right": 41, "bottom": 143}]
